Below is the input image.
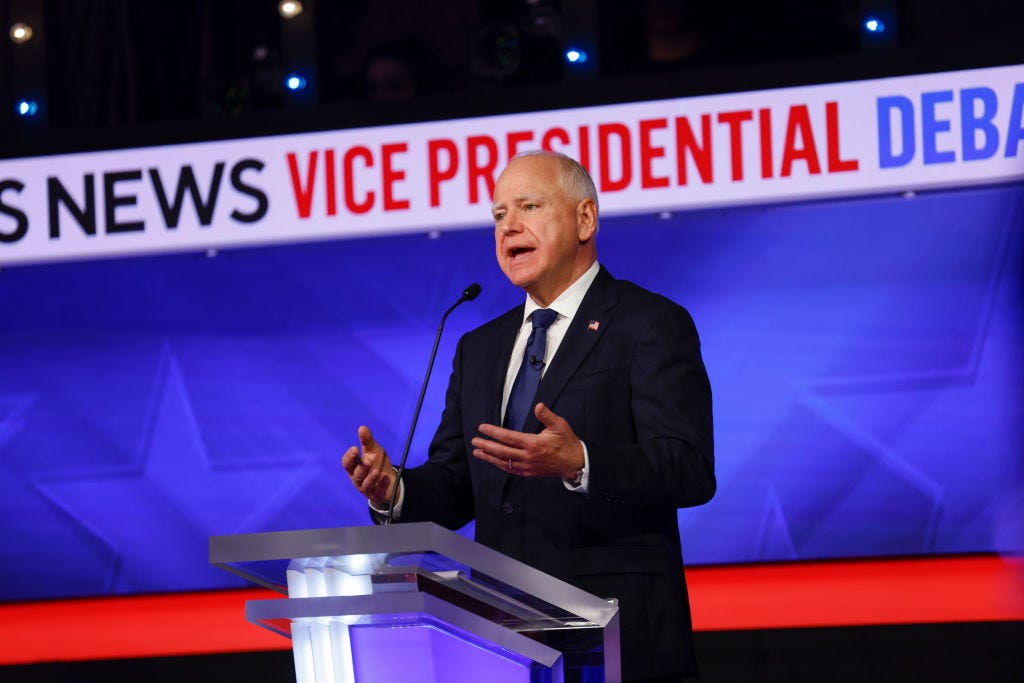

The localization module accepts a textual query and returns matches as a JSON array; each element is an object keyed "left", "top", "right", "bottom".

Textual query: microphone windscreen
[{"left": 462, "top": 283, "right": 482, "bottom": 301}]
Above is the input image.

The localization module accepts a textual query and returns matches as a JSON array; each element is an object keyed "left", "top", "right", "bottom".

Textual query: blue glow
[
  {"left": 1, "top": 182, "right": 1021, "bottom": 600},
  {"left": 284, "top": 74, "right": 307, "bottom": 91},
  {"left": 564, "top": 48, "right": 587, "bottom": 64},
  {"left": 15, "top": 99, "right": 38, "bottom": 117},
  {"left": 863, "top": 16, "right": 886, "bottom": 33}
]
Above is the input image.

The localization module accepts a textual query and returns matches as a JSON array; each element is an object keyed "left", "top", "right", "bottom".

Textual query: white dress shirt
[
  {"left": 500, "top": 261, "right": 600, "bottom": 493},
  {"left": 374, "top": 261, "right": 601, "bottom": 516},
  {"left": 500, "top": 260, "right": 601, "bottom": 420}
]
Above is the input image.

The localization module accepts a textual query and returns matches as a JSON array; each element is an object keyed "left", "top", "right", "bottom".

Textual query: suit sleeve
[
  {"left": 585, "top": 304, "right": 716, "bottom": 509},
  {"left": 394, "top": 335, "right": 477, "bottom": 529}
]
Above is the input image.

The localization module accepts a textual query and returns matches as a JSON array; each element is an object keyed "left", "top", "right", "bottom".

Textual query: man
[{"left": 343, "top": 150, "right": 715, "bottom": 682}]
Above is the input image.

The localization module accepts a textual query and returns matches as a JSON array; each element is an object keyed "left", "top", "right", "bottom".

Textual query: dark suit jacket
[{"left": 399, "top": 266, "right": 715, "bottom": 679}]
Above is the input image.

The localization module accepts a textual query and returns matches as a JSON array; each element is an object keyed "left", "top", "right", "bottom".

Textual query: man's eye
[
  {"left": 524, "top": 203, "right": 538, "bottom": 211},
  {"left": 494, "top": 212, "right": 505, "bottom": 221}
]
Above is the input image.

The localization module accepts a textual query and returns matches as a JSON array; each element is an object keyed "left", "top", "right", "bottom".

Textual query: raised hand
[
  {"left": 341, "top": 425, "right": 397, "bottom": 506},
  {"left": 471, "top": 402, "right": 584, "bottom": 478}
]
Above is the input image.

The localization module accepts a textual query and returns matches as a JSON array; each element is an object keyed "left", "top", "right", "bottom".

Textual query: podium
[{"left": 210, "top": 522, "right": 620, "bottom": 683}]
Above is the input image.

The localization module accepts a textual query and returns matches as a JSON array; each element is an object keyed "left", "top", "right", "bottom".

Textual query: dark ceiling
[{"left": 1, "top": 0, "right": 1022, "bottom": 157}]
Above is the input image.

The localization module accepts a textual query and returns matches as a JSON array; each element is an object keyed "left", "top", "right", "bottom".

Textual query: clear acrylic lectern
[{"left": 210, "top": 522, "right": 620, "bottom": 683}]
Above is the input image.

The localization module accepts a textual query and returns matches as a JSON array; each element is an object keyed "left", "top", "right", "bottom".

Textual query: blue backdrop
[{"left": 1, "top": 182, "right": 1021, "bottom": 601}]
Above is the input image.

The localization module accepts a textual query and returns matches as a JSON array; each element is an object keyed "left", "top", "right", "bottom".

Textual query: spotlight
[
  {"left": 15, "top": 99, "right": 39, "bottom": 117},
  {"left": 278, "top": 1, "right": 303, "bottom": 19},
  {"left": 564, "top": 48, "right": 588, "bottom": 64},
  {"left": 863, "top": 16, "right": 886, "bottom": 34},
  {"left": 284, "top": 73, "right": 307, "bottom": 91},
  {"left": 9, "top": 22, "right": 33, "bottom": 44}
]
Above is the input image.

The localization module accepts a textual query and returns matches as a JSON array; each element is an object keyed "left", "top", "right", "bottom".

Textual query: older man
[{"left": 343, "top": 150, "right": 715, "bottom": 682}]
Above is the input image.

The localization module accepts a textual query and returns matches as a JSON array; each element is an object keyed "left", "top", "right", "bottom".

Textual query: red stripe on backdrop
[
  {"left": 686, "top": 554, "right": 1024, "bottom": 631},
  {"left": 0, "top": 588, "right": 290, "bottom": 665},
  {"left": 0, "top": 555, "right": 1021, "bottom": 666}
]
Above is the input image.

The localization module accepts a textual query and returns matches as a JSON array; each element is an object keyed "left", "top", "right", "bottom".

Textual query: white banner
[{"left": 1, "top": 64, "right": 1022, "bottom": 266}]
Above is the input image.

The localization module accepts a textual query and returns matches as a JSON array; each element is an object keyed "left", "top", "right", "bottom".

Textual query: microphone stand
[{"left": 385, "top": 283, "right": 481, "bottom": 525}]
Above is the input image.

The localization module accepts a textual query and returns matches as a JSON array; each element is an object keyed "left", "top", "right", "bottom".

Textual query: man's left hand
[{"left": 472, "top": 402, "right": 584, "bottom": 478}]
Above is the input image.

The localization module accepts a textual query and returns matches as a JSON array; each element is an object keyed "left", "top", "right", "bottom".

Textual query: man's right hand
[{"left": 341, "top": 426, "right": 397, "bottom": 507}]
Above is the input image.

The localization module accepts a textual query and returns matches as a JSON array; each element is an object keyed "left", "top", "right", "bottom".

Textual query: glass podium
[{"left": 210, "top": 522, "right": 620, "bottom": 683}]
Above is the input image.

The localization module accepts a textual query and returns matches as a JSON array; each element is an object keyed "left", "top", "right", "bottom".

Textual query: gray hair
[{"left": 511, "top": 149, "right": 599, "bottom": 215}]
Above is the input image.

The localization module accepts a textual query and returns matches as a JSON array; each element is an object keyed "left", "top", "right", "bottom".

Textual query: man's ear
[{"left": 576, "top": 198, "right": 597, "bottom": 242}]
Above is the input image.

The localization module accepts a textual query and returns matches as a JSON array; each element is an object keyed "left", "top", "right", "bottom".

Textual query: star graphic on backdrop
[
  {"left": 29, "top": 342, "right": 322, "bottom": 593},
  {"left": 0, "top": 393, "right": 36, "bottom": 452},
  {"left": 752, "top": 212, "right": 1021, "bottom": 560},
  {"left": 754, "top": 485, "right": 798, "bottom": 560},
  {"left": 1, "top": 392, "right": 128, "bottom": 598}
]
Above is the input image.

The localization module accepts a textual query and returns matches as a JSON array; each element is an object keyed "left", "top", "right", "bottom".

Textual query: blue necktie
[{"left": 505, "top": 308, "right": 559, "bottom": 431}]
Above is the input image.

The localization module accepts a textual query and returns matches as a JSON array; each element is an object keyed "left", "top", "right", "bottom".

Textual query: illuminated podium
[{"left": 210, "top": 523, "right": 620, "bottom": 683}]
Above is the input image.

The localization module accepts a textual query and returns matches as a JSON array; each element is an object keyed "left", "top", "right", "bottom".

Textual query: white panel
[{"left": 4, "top": 65, "right": 1020, "bottom": 266}]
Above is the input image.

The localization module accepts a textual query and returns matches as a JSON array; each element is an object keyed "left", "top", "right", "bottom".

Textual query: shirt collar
[{"left": 521, "top": 261, "right": 601, "bottom": 324}]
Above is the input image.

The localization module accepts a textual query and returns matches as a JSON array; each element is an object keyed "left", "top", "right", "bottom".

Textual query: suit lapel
[
  {"left": 486, "top": 305, "right": 525, "bottom": 426},
  {"left": 522, "top": 267, "right": 619, "bottom": 433}
]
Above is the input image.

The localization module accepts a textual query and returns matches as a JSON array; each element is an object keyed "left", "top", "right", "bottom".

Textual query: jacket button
[{"left": 501, "top": 502, "right": 515, "bottom": 514}]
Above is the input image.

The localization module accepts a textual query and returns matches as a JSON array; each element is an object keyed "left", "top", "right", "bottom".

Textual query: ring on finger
[{"left": 508, "top": 458, "right": 513, "bottom": 471}]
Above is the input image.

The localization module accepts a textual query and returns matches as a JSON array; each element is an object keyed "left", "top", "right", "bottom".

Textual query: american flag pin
[{"left": 588, "top": 320, "right": 600, "bottom": 331}]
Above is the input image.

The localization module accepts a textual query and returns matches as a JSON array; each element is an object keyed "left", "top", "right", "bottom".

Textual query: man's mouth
[{"left": 509, "top": 246, "right": 534, "bottom": 259}]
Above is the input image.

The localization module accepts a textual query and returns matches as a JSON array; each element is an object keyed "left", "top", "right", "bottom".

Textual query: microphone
[
  {"left": 385, "top": 283, "right": 482, "bottom": 525},
  {"left": 461, "top": 282, "right": 482, "bottom": 302}
]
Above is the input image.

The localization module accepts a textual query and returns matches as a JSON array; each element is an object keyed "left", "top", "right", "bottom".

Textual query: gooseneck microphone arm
[{"left": 385, "top": 283, "right": 481, "bottom": 525}]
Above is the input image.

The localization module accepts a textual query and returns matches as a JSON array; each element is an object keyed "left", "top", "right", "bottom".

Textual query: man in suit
[{"left": 343, "top": 150, "right": 715, "bottom": 682}]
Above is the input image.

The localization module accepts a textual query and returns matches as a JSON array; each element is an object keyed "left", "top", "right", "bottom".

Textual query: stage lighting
[
  {"left": 9, "top": 22, "right": 33, "bottom": 43},
  {"left": 284, "top": 73, "right": 307, "bottom": 91},
  {"left": 564, "top": 48, "right": 587, "bottom": 64},
  {"left": 278, "top": 1, "right": 303, "bottom": 19},
  {"left": 863, "top": 16, "right": 886, "bottom": 33},
  {"left": 15, "top": 99, "right": 38, "bottom": 117}
]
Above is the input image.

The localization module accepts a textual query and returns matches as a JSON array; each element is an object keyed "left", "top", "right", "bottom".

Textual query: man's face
[{"left": 491, "top": 155, "right": 596, "bottom": 306}]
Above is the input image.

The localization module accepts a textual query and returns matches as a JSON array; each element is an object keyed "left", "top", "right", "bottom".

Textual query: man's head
[{"left": 491, "top": 151, "right": 599, "bottom": 307}]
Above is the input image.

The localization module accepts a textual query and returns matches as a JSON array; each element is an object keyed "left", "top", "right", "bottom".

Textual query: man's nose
[{"left": 500, "top": 212, "right": 523, "bottom": 234}]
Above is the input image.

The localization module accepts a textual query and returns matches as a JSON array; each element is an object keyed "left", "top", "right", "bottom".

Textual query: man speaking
[{"left": 343, "top": 150, "right": 715, "bottom": 682}]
